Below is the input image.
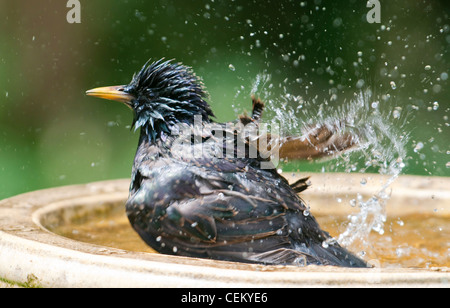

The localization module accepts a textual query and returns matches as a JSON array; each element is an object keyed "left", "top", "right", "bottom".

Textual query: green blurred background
[{"left": 0, "top": 0, "right": 448, "bottom": 199}]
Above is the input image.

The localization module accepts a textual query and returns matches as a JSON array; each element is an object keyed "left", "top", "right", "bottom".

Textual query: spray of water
[
  {"left": 330, "top": 91, "right": 409, "bottom": 248},
  {"left": 247, "top": 73, "right": 409, "bottom": 251}
]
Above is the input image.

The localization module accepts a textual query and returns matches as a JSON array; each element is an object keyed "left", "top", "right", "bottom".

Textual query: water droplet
[
  {"left": 372, "top": 223, "right": 385, "bottom": 235},
  {"left": 173, "top": 246, "right": 178, "bottom": 253},
  {"left": 332, "top": 17, "right": 342, "bottom": 27},
  {"left": 441, "top": 72, "right": 448, "bottom": 81},
  {"left": 393, "top": 107, "right": 402, "bottom": 119},
  {"left": 390, "top": 81, "right": 397, "bottom": 90},
  {"left": 334, "top": 57, "right": 343, "bottom": 66},
  {"left": 293, "top": 256, "right": 307, "bottom": 266},
  {"left": 414, "top": 142, "right": 424, "bottom": 153},
  {"left": 433, "top": 102, "right": 439, "bottom": 110},
  {"left": 424, "top": 65, "right": 431, "bottom": 71},
  {"left": 360, "top": 178, "right": 367, "bottom": 185},
  {"left": 228, "top": 64, "right": 236, "bottom": 71},
  {"left": 433, "top": 84, "right": 442, "bottom": 93},
  {"left": 446, "top": 162, "right": 450, "bottom": 168},
  {"left": 303, "top": 208, "right": 310, "bottom": 217},
  {"left": 356, "top": 79, "right": 365, "bottom": 89}
]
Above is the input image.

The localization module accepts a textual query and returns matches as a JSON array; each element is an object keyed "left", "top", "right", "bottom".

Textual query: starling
[{"left": 86, "top": 59, "right": 368, "bottom": 267}]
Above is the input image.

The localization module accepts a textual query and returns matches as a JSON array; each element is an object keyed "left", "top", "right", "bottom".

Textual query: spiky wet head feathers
[{"left": 124, "top": 59, "right": 214, "bottom": 141}]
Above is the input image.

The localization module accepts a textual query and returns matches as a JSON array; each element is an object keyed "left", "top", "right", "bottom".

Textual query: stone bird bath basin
[{"left": 0, "top": 173, "right": 448, "bottom": 287}]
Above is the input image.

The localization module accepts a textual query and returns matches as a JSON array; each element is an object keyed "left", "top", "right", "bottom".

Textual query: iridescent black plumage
[
  {"left": 123, "top": 59, "right": 214, "bottom": 142},
  {"left": 87, "top": 59, "right": 368, "bottom": 267}
]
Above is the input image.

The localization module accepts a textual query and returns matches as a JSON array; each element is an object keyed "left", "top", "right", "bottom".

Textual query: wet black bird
[{"left": 86, "top": 59, "right": 368, "bottom": 267}]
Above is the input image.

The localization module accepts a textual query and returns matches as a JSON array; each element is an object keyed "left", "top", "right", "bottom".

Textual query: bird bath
[{"left": 0, "top": 173, "right": 448, "bottom": 287}]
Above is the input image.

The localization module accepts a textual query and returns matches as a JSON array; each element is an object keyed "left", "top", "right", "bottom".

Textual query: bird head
[{"left": 86, "top": 59, "right": 214, "bottom": 141}]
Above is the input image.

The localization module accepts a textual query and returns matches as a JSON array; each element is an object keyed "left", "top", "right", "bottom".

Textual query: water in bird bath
[{"left": 49, "top": 204, "right": 156, "bottom": 254}]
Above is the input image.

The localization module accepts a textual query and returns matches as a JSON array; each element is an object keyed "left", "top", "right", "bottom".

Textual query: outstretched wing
[
  {"left": 277, "top": 123, "right": 357, "bottom": 160},
  {"left": 239, "top": 97, "right": 357, "bottom": 161}
]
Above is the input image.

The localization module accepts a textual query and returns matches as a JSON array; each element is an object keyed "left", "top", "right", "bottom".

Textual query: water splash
[
  {"left": 249, "top": 74, "right": 409, "bottom": 250},
  {"left": 318, "top": 91, "right": 408, "bottom": 248}
]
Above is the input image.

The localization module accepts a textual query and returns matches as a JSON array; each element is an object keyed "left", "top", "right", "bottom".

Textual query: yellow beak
[{"left": 86, "top": 85, "right": 135, "bottom": 104}]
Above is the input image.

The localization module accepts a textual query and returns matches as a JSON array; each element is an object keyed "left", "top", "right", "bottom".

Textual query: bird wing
[
  {"left": 126, "top": 161, "right": 315, "bottom": 263},
  {"left": 238, "top": 97, "right": 357, "bottom": 161},
  {"left": 277, "top": 123, "right": 357, "bottom": 160},
  {"left": 163, "top": 189, "right": 287, "bottom": 245}
]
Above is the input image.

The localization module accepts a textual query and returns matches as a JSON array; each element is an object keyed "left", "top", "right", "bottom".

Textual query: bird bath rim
[{"left": 0, "top": 173, "right": 448, "bottom": 287}]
